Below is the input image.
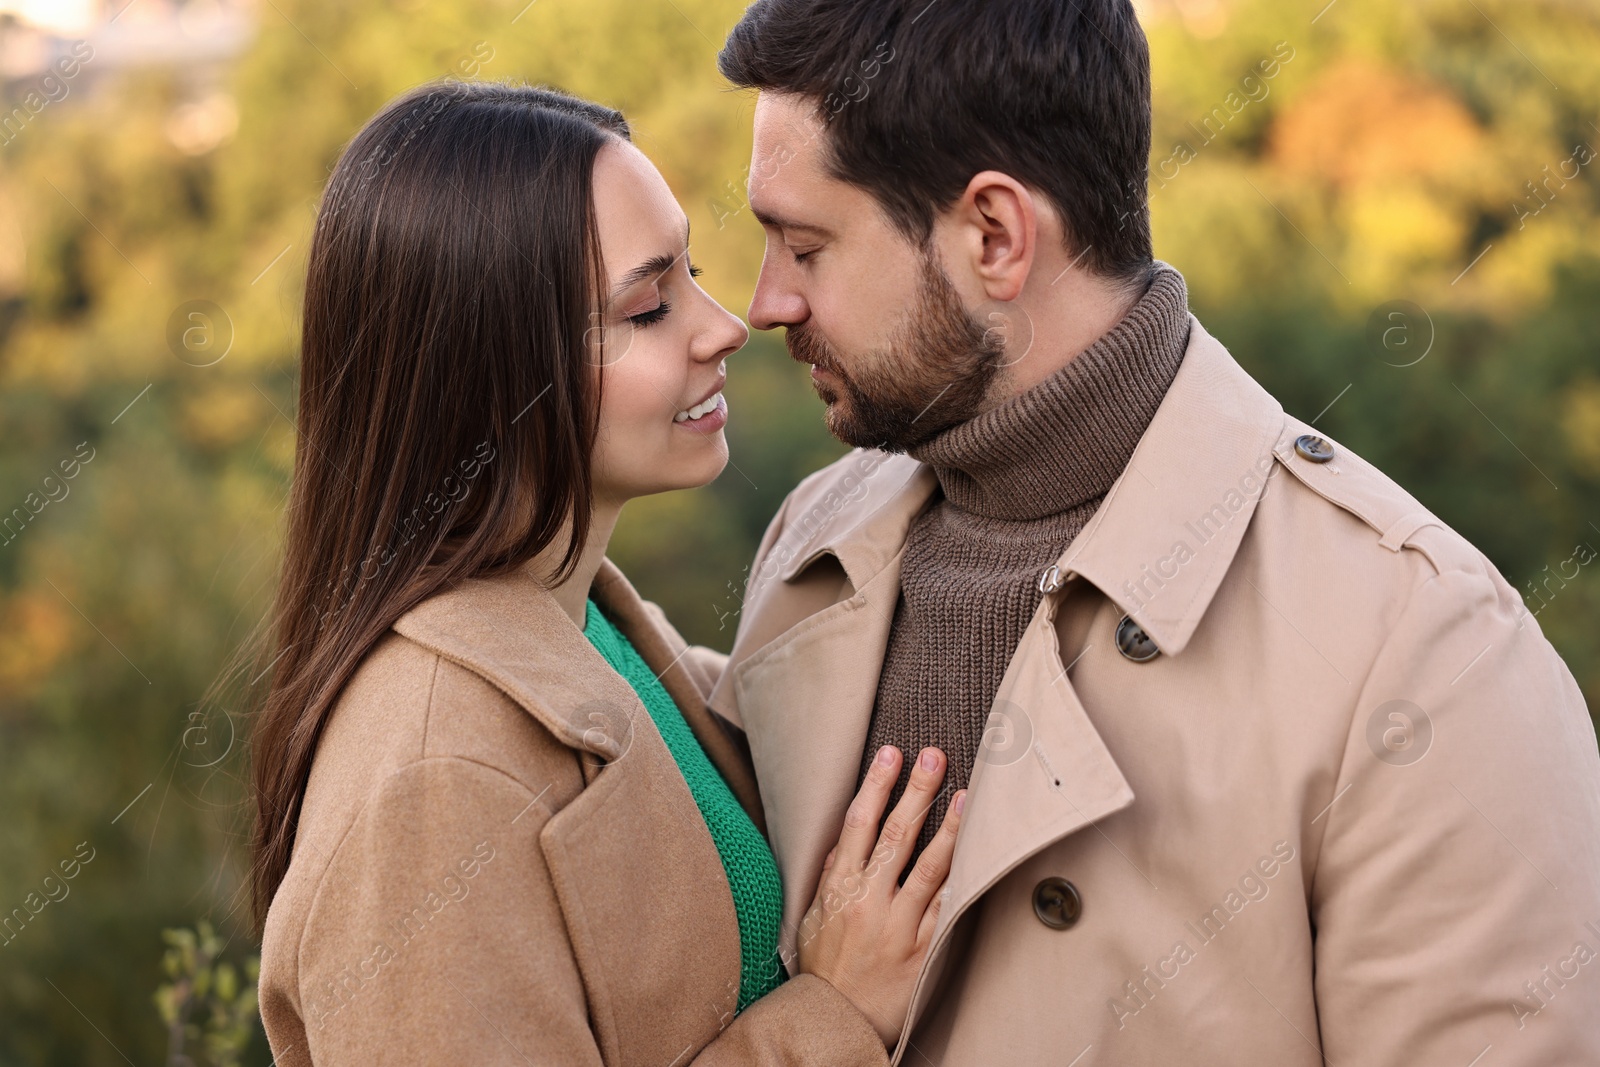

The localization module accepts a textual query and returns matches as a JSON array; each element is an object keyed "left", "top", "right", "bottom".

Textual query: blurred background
[{"left": 0, "top": 0, "right": 1595, "bottom": 1060}]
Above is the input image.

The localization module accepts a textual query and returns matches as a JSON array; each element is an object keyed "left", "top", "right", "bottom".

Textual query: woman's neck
[{"left": 538, "top": 498, "right": 624, "bottom": 630}]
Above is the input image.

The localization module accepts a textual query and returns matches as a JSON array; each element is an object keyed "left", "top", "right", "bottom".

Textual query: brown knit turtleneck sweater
[{"left": 858, "top": 262, "right": 1192, "bottom": 869}]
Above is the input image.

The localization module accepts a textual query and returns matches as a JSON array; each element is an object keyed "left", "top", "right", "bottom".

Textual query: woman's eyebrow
[
  {"left": 609, "top": 252, "right": 678, "bottom": 301},
  {"left": 608, "top": 219, "right": 692, "bottom": 303}
]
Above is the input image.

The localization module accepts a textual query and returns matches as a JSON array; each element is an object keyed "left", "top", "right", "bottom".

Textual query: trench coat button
[
  {"left": 1115, "top": 614, "right": 1160, "bottom": 662},
  {"left": 1033, "top": 877, "right": 1082, "bottom": 929},
  {"left": 1293, "top": 433, "right": 1336, "bottom": 463}
]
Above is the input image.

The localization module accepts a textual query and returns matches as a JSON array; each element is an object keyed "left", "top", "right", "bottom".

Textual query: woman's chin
[
  {"left": 683, "top": 448, "right": 731, "bottom": 490},
  {"left": 630, "top": 447, "right": 730, "bottom": 497}
]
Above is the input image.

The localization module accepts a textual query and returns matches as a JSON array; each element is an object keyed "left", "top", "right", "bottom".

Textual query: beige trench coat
[
  {"left": 258, "top": 559, "right": 888, "bottom": 1065},
  {"left": 709, "top": 316, "right": 1600, "bottom": 1066}
]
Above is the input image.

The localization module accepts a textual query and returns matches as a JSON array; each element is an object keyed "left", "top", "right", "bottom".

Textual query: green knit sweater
[{"left": 582, "top": 599, "right": 787, "bottom": 1012}]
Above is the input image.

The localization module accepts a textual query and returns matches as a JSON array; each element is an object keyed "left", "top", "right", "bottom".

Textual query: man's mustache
[{"left": 785, "top": 323, "right": 840, "bottom": 375}]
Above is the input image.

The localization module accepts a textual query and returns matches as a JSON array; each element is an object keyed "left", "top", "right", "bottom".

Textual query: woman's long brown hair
[{"left": 238, "top": 81, "right": 629, "bottom": 928}]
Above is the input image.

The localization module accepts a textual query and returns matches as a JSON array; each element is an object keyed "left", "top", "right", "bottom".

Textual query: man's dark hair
[{"left": 719, "top": 0, "right": 1153, "bottom": 282}]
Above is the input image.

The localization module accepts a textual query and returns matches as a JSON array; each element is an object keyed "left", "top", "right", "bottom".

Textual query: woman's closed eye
[
  {"left": 628, "top": 264, "right": 704, "bottom": 327},
  {"left": 628, "top": 301, "right": 673, "bottom": 327}
]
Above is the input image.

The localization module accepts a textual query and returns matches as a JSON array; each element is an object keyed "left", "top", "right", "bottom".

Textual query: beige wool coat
[
  {"left": 709, "top": 315, "right": 1600, "bottom": 1066},
  {"left": 258, "top": 559, "right": 889, "bottom": 1065}
]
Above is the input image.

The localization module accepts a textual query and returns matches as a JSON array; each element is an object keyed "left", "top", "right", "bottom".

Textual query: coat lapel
[
  {"left": 728, "top": 557, "right": 905, "bottom": 965},
  {"left": 537, "top": 710, "right": 743, "bottom": 1066},
  {"left": 893, "top": 600, "right": 1136, "bottom": 1055},
  {"left": 712, "top": 457, "right": 938, "bottom": 964},
  {"left": 937, "top": 605, "right": 1137, "bottom": 928}
]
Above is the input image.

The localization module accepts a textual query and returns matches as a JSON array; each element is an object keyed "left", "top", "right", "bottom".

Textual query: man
[{"left": 703, "top": 1, "right": 1600, "bottom": 1064}]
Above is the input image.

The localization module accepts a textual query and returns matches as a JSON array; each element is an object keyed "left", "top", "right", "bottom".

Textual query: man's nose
[{"left": 748, "top": 258, "right": 806, "bottom": 332}]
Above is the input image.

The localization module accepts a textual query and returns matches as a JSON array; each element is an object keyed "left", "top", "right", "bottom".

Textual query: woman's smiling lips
[
  {"left": 673, "top": 378, "right": 728, "bottom": 433},
  {"left": 673, "top": 392, "right": 727, "bottom": 433}
]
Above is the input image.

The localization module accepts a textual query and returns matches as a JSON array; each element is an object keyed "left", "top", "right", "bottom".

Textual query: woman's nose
[{"left": 703, "top": 298, "right": 749, "bottom": 363}]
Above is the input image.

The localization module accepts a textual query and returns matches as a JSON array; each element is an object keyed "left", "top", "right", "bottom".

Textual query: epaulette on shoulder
[{"left": 1269, "top": 417, "right": 1458, "bottom": 577}]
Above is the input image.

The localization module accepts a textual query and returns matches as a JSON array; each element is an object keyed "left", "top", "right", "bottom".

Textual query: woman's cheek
[
  {"left": 602, "top": 362, "right": 674, "bottom": 465},
  {"left": 638, "top": 339, "right": 690, "bottom": 426}
]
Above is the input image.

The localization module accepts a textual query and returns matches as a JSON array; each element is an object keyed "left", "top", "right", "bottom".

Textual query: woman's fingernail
[
  {"left": 920, "top": 748, "right": 939, "bottom": 772},
  {"left": 953, "top": 791, "right": 966, "bottom": 814},
  {"left": 877, "top": 745, "right": 896, "bottom": 766}
]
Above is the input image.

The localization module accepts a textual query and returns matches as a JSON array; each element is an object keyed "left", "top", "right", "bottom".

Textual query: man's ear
[{"left": 945, "top": 170, "right": 1037, "bottom": 303}]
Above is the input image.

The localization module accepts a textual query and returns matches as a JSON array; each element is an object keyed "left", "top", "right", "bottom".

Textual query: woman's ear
[{"left": 951, "top": 170, "right": 1038, "bottom": 303}]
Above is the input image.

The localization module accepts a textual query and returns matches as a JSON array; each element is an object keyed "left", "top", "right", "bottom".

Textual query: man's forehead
[
  {"left": 752, "top": 90, "right": 816, "bottom": 141},
  {"left": 748, "top": 92, "right": 828, "bottom": 210}
]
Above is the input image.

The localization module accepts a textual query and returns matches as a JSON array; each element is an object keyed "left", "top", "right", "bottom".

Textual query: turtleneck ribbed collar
[{"left": 908, "top": 261, "right": 1192, "bottom": 522}]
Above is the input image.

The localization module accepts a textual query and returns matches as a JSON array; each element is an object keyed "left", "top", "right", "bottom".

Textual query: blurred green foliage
[
  {"left": 153, "top": 921, "right": 259, "bottom": 1067},
  {"left": 0, "top": 0, "right": 1594, "bottom": 1059}
]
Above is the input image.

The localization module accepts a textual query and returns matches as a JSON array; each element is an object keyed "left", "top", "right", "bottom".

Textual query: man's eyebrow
[
  {"left": 608, "top": 218, "right": 692, "bottom": 302},
  {"left": 750, "top": 205, "right": 831, "bottom": 237}
]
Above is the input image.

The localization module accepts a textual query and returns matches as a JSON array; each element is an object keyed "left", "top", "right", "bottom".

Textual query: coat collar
[
  {"left": 770, "top": 450, "right": 935, "bottom": 592},
  {"left": 392, "top": 556, "right": 631, "bottom": 756},
  {"left": 1056, "top": 315, "right": 1286, "bottom": 654},
  {"left": 774, "top": 316, "right": 1285, "bottom": 657},
  {"left": 390, "top": 556, "right": 767, "bottom": 831}
]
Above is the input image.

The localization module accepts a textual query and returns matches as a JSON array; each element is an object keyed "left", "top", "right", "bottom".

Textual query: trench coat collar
[
  {"left": 773, "top": 315, "right": 1285, "bottom": 657},
  {"left": 769, "top": 450, "right": 935, "bottom": 594},
  {"left": 391, "top": 556, "right": 768, "bottom": 832},
  {"left": 1055, "top": 315, "right": 1286, "bottom": 654}
]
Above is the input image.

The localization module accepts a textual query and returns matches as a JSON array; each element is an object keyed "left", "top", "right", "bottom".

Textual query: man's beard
[{"left": 785, "top": 250, "right": 1004, "bottom": 452}]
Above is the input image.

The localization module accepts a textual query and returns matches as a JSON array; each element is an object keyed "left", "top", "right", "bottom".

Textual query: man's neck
[
  {"left": 908, "top": 262, "right": 1190, "bottom": 523},
  {"left": 980, "top": 263, "right": 1151, "bottom": 413}
]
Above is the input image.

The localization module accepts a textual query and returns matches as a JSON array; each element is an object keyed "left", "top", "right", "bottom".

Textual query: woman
[{"left": 248, "top": 80, "right": 964, "bottom": 1065}]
